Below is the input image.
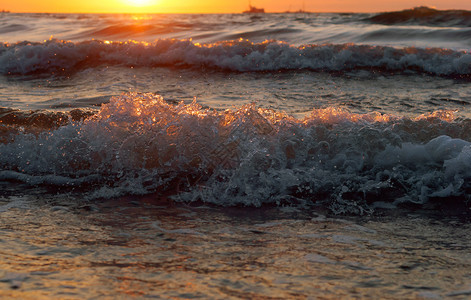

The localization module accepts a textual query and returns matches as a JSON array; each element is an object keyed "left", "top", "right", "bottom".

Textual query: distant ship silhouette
[{"left": 243, "top": 1, "right": 265, "bottom": 13}]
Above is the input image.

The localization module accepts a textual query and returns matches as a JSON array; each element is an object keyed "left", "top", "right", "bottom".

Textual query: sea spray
[{"left": 1, "top": 93, "right": 471, "bottom": 213}]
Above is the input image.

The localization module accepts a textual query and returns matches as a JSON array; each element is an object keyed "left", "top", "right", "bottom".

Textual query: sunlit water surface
[{"left": 1, "top": 194, "right": 471, "bottom": 299}]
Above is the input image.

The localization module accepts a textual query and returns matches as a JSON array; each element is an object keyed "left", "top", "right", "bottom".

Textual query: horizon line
[{"left": 2, "top": 5, "right": 470, "bottom": 15}]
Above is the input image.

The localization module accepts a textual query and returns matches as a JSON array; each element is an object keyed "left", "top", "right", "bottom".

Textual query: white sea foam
[{"left": 1, "top": 93, "right": 471, "bottom": 213}]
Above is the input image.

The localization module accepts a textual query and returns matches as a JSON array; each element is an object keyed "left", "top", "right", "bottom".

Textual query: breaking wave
[
  {"left": 1, "top": 39, "right": 470, "bottom": 76},
  {"left": 1, "top": 93, "right": 471, "bottom": 214},
  {"left": 369, "top": 6, "right": 471, "bottom": 27}
]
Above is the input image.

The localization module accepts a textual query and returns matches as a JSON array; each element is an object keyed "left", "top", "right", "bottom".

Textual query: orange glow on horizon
[{"left": 2, "top": 0, "right": 471, "bottom": 14}]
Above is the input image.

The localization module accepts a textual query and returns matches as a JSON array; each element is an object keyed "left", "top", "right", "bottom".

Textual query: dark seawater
[
  {"left": 369, "top": 6, "right": 471, "bottom": 27},
  {"left": 1, "top": 8, "right": 471, "bottom": 298}
]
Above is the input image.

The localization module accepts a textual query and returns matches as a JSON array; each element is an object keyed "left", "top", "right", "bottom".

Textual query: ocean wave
[
  {"left": 0, "top": 107, "right": 94, "bottom": 128},
  {"left": 0, "top": 23, "right": 29, "bottom": 34},
  {"left": 1, "top": 93, "right": 471, "bottom": 214},
  {"left": 1, "top": 39, "right": 470, "bottom": 76},
  {"left": 358, "top": 27, "right": 471, "bottom": 44},
  {"left": 0, "top": 108, "right": 95, "bottom": 143},
  {"left": 369, "top": 6, "right": 471, "bottom": 27}
]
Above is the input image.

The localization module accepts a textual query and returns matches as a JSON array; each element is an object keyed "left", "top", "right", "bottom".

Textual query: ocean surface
[{"left": 1, "top": 6, "right": 471, "bottom": 298}]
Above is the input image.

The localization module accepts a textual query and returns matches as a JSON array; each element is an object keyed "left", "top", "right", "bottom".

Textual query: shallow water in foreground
[{"left": 1, "top": 194, "right": 471, "bottom": 299}]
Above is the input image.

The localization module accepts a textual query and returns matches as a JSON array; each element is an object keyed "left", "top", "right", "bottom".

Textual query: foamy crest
[
  {"left": 1, "top": 93, "right": 471, "bottom": 213},
  {"left": 1, "top": 39, "right": 470, "bottom": 76}
]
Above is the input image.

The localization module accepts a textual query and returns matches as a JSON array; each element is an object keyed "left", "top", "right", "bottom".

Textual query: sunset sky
[{"left": 2, "top": 0, "right": 471, "bottom": 14}]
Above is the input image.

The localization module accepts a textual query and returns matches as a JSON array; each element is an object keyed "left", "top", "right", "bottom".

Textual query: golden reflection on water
[{"left": 1, "top": 195, "right": 471, "bottom": 299}]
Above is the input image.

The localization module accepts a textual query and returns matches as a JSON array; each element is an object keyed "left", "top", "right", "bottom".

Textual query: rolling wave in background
[
  {"left": 368, "top": 6, "right": 471, "bottom": 27},
  {"left": 1, "top": 39, "right": 470, "bottom": 76}
]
